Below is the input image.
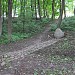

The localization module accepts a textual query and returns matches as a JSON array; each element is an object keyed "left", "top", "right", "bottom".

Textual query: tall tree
[
  {"left": 13, "top": 0, "right": 17, "bottom": 17},
  {"left": 37, "top": 0, "right": 41, "bottom": 19},
  {"left": 31, "top": 0, "right": 33, "bottom": 17},
  {"left": 7, "top": 0, "right": 12, "bottom": 40},
  {"left": 74, "top": 7, "right": 75, "bottom": 15},
  {"left": 43, "top": 0, "right": 46, "bottom": 17},
  {"left": 0, "top": 0, "right": 2, "bottom": 36},
  {"left": 20, "top": 0, "right": 23, "bottom": 15},
  {"left": 63, "top": 0, "right": 66, "bottom": 18},
  {"left": 51, "top": 0, "right": 55, "bottom": 20},
  {"left": 34, "top": 0, "right": 37, "bottom": 19},
  {"left": 57, "top": 0, "right": 62, "bottom": 27}
]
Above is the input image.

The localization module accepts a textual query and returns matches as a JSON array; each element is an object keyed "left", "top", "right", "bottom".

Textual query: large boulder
[{"left": 54, "top": 28, "right": 64, "bottom": 38}]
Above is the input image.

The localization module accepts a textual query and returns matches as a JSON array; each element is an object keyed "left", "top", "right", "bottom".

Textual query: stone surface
[{"left": 54, "top": 28, "right": 64, "bottom": 38}]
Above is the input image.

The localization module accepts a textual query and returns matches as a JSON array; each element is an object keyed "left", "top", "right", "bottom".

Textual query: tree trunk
[
  {"left": 45, "top": 1, "right": 49, "bottom": 18},
  {"left": 0, "top": 0, "right": 2, "bottom": 36},
  {"left": 6, "top": 0, "right": 8, "bottom": 17},
  {"left": 74, "top": 7, "right": 75, "bottom": 16},
  {"left": 2, "top": 0, "right": 5, "bottom": 23},
  {"left": 35, "top": 0, "right": 37, "bottom": 19},
  {"left": 20, "top": 0, "right": 23, "bottom": 16},
  {"left": 37, "top": 0, "right": 41, "bottom": 19},
  {"left": 14, "top": 0, "right": 17, "bottom": 17},
  {"left": 43, "top": 0, "right": 45, "bottom": 17},
  {"left": 57, "top": 0, "right": 63, "bottom": 28},
  {"left": 63, "top": 0, "right": 66, "bottom": 18},
  {"left": 7, "top": 0, "right": 12, "bottom": 41},
  {"left": 51, "top": 0, "right": 55, "bottom": 20},
  {"left": 31, "top": 0, "right": 33, "bottom": 17}
]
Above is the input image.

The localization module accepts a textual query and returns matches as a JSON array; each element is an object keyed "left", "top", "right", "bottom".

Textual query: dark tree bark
[
  {"left": 74, "top": 7, "right": 75, "bottom": 15},
  {"left": 51, "top": 0, "right": 55, "bottom": 20},
  {"left": 45, "top": 1, "right": 49, "bottom": 18},
  {"left": 35, "top": 0, "right": 37, "bottom": 19},
  {"left": 43, "top": 0, "right": 46, "bottom": 17},
  {"left": 2, "top": 0, "right": 5, "bottom": 22},
  {"left": 24, "top": 0, "right": 26, "bottom": 15},
  {"left": 6, "top": 0, "right": 8, "bottom": 17},
  {"left": 7, "top": 0, "right": 12, "bottom": 40},
  {"left": 31, "top": 0, "right": 33, "bottom": 17},
  {"left": 37, "top": 0, "right": 41, "bottom": 19}
]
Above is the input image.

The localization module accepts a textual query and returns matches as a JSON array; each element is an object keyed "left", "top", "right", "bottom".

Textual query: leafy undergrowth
[
  {"left": 50, "top": 16, "right": 75, "bottom": 32},
  {"left": 61, "top": 16, "right": 75, "bottom": 31},
  {"left": 0, "top": 18, "right": 50, "bottom": 44}
]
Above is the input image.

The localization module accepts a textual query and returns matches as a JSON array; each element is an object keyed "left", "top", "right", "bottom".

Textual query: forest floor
[{"left": 0, "top": 23, "right": 75, "bottom": 75}]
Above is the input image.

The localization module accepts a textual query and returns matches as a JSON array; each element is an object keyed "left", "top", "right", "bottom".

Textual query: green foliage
[
  {"left": 24, "top": 22, "right": 42, "bottom": 33},
  {"left": 0, "top": 34, "right": 9, "bottom": 44},
  {"left": 60, "top": 16, "right": 75, "bottom": 31},
  {"left": 0, "top": 17, "right": 49, "bottom": 44},
  {"left": 50, "top": 23, "right": 57, "bottom": 31},
  {"left": 41, "top": 18, "right": 50, "bottom": 24},
  {"left": 13, "top": 20, "right": 43, "bottom": 33},
  {"left": 11, "top": 33, "right": 30, "bottom": 41},
  {"left": 0, "top": 33, "right": 31, "bottom": 44}
]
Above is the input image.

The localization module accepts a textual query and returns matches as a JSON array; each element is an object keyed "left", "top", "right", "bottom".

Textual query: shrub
[
  {"left": 60, "top": 16, "right": 75, "bottom": 31},
  {"left": 41, "top": 18, "right": 50, "bottom": 24},
  {"left": 0, "top": 17, "right": 49, "bottom": 44},
  {"left": 50, "top": 23, "right": 57, "bottom": 31}
]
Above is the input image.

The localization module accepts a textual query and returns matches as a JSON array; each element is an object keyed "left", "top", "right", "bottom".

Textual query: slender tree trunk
[
  {"left": 31, "top": 0, "right": 33, "bottom": 17},
  {"left": 6, "top": 0, "right": 8, "bottom": 17},
  {"left": 7, "top": 0, "right": 12, "bottom": 40},
  {"left": 20, "top": 0, "right": 22, "bottom": 15},
  {"left": 14, "top": 0, "right": 17, "bottom": 17},
  {"left": 0, "top": 0, "right": 2, "bottom": 36},
  {"left": 63, "top": 0, "right": 66, "bottom": 18},
  {"left": 51, "top": 0, "right": 55, "bottom": 20},
  {"left": 2, "top": 0, "right": 5, "bottom": 22},
  {"left": 74, "top": 7, "right": 75, "bottom": 16},
  {"left": 37, "top": 0, "right": 41, "bottom": 19},
  {"left": 46, "top": 10, "right": 49, "bottom": 18},
  {"left": 35, "top": 0, "right": 37, "bottom": 19},
  {"left": 58, "top": 0, "right": 62, "bottom": 28},
  {"left": 24, "top": 0, "right": 26, "bottom": 15},
  {"left": 45, "top": 1, "right": 49, "bottom": 18},
  {"left": 43, "top": 0, "right": 45, "bottom": 17}
]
